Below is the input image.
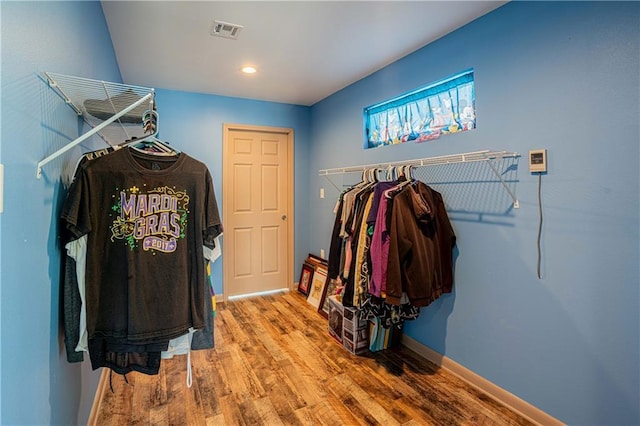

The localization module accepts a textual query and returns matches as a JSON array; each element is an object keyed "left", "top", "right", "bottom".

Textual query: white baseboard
[
  {"left": 87, "top": 368, "right": 109, "bottom": 426},
  {"left": 219, "top": 283, "right": 296, "bottom": 303},
  {"left": 401, "top": 335, "right": 564, "bottom": 426},
  {"left": 226, "top": 287, "right": 289, "bottom": 301}
]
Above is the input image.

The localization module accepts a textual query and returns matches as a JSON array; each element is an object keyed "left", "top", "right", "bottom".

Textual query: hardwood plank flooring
[{"left": 94, "top": 291, "right": 535, "bottom": 425}]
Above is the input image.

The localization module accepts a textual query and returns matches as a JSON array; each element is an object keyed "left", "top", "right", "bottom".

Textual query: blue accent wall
[
  {"left": 309, "top": 2, "right": 639, "bottom": 424},
  {"left": 151, "top": 88, "right": 312, "bottom": 296},
  {"left": 1, "top": 1, "right": 638, "bottom": 425},
  {"left": 1, "top": 2, "right": 123, "bottom": 424}
]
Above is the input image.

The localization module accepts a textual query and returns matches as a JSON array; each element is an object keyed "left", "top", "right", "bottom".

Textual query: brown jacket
[{"left": 385, "top": 182, "right": 456, "bottom": 307}]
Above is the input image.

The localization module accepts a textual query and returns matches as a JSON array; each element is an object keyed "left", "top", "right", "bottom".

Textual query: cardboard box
[
  {"left": 328, "top": 295, "right": 370, "bottom": 354},
  {"left": 341, "top": 303, "right": 369, "bottom": 355}
]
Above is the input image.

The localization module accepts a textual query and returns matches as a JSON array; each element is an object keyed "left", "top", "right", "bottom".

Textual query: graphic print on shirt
[{"left": 109, "top": 184, "right": 190, "bottom": 253}]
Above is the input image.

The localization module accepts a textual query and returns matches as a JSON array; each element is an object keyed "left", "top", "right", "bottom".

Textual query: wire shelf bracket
[
  {"left": 318, "top": 150, "right": 521, "bottom": 208},
  {"left": 37, "top": 72, "right": 155, "bottom": 179}
]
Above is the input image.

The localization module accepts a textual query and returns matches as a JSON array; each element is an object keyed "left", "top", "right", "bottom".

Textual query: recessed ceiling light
[{"left": 241, "top": 66, "right": 257, "bottom": 74}]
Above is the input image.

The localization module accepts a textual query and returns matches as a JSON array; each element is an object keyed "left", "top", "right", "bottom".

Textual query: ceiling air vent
[{"left": 210, "top": 20, "right": 243, "bottom": 40}]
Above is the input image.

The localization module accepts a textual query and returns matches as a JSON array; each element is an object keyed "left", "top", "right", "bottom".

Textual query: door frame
[{"left": 221, "top": 123, "right": 295, "bottom": 301}]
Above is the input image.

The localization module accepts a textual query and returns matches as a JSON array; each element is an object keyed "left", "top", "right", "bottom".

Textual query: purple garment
[
  {"left": 366, "top": 182, "right": 397, "bottom": 224},
  {"left": 369, "top": 191, "right": 393, "bottom": 297}
]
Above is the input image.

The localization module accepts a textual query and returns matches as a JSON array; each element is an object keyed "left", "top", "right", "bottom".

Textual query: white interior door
[{"left": 222, "top": 124, "right": 294, "bottom": 299}]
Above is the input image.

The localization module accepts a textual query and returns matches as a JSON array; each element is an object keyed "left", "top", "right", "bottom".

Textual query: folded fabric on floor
[{"left": 84, "top": 88, "right": 147, "bottom": 123}]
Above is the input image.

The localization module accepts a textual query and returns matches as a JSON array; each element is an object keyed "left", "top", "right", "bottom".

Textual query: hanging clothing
[
  {"left": 352, "top": 192, "right": 374, "bottom": 307},
  {"left": 62, "top": 232, "right": 221, "bottom": 362},
  {"left": 62, "top": 239, "right": 84, "bottom": 363},
  {"left": 385, "top": 181, "right": 456, "bottom": 307},
  {"left": 342, "top": 187, "right": 374, "bottom": 307},
  {"left": 327, "top": 197, "right": 344, "bottom": 281},
  {"left": 61, "top": 147, "right": 222, "bottom": 372},
  {"left": 326, "top": 172, "right": 456, "bottom": 338},
  {"left": 368, "top": 182, "right": 398, "bottom": 298}
]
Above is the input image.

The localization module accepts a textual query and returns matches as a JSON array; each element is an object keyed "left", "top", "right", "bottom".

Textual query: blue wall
[
  {"left": 309, "top": 2, "right": 639, "bottom": 425},
  {"left": 151, "top": 88, "right": 311, "bottom": 296},
  {"left": 1, "top": 2, "right": 123, "bottom": 424}
]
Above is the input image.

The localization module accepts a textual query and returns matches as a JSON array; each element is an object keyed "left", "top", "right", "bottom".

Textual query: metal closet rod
[
  {"left": 318, "top": 149, "right": 521, "bottom": 208},
  {"left": 318, "top": 150, "right": 518, "bottom": 175}
]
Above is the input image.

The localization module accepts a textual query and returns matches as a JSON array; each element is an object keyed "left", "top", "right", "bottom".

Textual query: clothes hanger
[
  {"left": 127, "top": 109, "right": 179, "bottom": 156},
  {"left": 404, "top": 165, "right": 414, "bottom": 180},
  {"left": 386, "top": 165, "right": 395, "bottom": 181},
  {"left": 363, "top": 168, "right": 378, "bottom": 188},
  {"left": 390, "top": 165, "right": 413, "bottom": 193}
]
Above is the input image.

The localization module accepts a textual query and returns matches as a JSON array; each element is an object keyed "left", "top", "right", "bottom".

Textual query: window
[{"left": 364, "top": 69, "right": 475, "bottom": 149}]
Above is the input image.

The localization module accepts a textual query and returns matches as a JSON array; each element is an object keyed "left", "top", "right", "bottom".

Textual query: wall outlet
[
  {"left": 320, "top": 187, "right": 325, "bottom": 199},
  {"left": 320, "top": 248, "right": 325, "bottom": 258}
]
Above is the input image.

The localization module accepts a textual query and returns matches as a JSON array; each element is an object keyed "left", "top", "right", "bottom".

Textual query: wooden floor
[{"left": 94, "top": 291, "right": 534, "bottom": 425}]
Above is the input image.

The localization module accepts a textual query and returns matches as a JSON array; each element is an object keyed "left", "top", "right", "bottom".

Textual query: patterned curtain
[{"left": 365, "top": 71, "right": 475, "bottom": 149}]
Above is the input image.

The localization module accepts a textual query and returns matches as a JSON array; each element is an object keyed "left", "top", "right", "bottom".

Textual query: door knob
[{"left": 282, "top": 215, "right": 287, "bottom": 220}]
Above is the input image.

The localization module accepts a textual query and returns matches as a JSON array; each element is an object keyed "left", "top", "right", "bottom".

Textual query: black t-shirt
[{"left": 62, "top": 147, "right": 222, "bottom": 345}]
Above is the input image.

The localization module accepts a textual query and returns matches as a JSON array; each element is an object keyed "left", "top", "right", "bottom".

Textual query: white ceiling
[{"left": 102, "top": 1, "right": 507, "bottom": 106}]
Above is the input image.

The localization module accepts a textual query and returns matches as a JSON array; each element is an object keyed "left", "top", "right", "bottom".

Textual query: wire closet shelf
[
  {"left": 37, "top": 72, "right": 156, "bottom": 178},
  {"left": 318, "top": 150, "right": 521, "bottom": 208}
]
